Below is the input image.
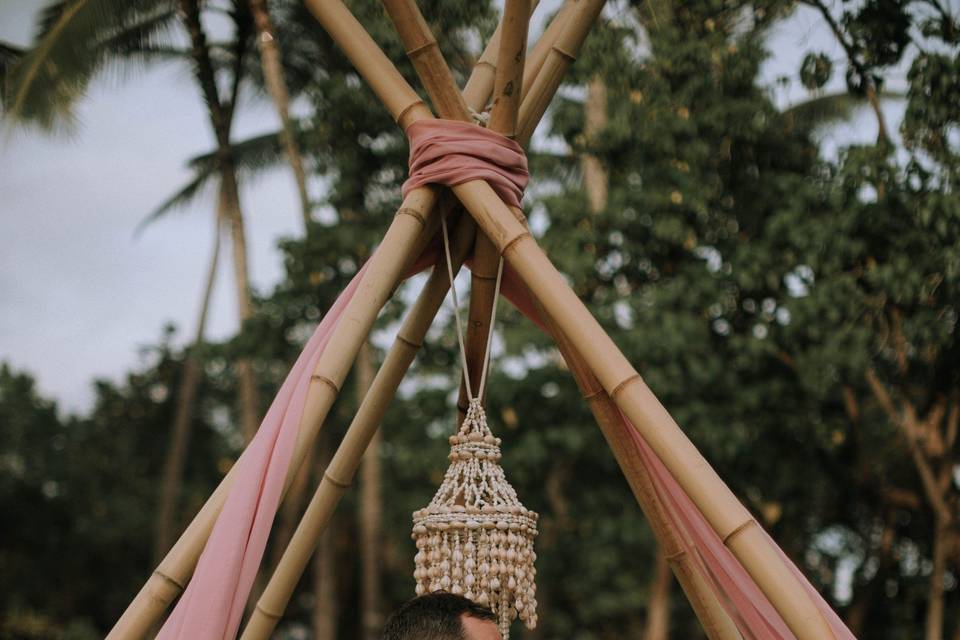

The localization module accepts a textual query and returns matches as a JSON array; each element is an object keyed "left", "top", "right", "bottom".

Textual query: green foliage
[
  {"left": 903, "top": 49, "right": 960, "bottom": 173},
  {"left": 800, "top": 52, "right": 832, "bottom": 90},
  {"left": 0, "top": 332, "right": 228, "bottom": 637},
  {"left": 1, "top": 0, "right": 179, "bottom": 131}
]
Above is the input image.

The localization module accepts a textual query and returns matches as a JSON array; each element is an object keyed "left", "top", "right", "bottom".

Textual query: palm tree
[
  {"left": 3, "top": 0, "right": 265, "bottom": 559},
  {"left": 154, "top": 206, "right": 222, "bottom": 561},
  {"left": 248, "top": 0, "right": 312, "bottom": 229}
]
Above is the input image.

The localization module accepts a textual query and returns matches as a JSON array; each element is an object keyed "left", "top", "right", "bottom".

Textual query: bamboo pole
[
  {"left": 521, "top": 0, "right": 575, "bottom": 97},
  {"left": 546, "top": 312, "right": 742, "bottom": 640},
  {"left": 306, "top": 0, "right": 835, "bottom": 635},
  {"left": 109, "top": 188, "right": 441, "bottom": 640},
  {"left": 240, "top": 210, "right": 478, "bottom": 640},
  {"left": 486, "top": 0, "right": 529, "bottom": 137},
  {"left": 305, "top": 0, "right": 431, "bottom": 129},
  {"left": 516, "top": 0, "right": 604, "bottom": 142},
  {"left": 382, "top": 0, "right": 471, "bottom": 120},
  {"left": 458, "top": 0, "right": 530, "bottom": 416}
]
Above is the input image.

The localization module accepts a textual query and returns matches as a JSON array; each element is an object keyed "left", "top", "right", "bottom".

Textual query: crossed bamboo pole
[
  {"left": 382, "top": 0, "right": 532, "bottom": 416},
  {"left": 379, "top": 3, "right": 739, "bottom": 637},
  {"left": 457, "top": 0, "right": 531, "bottom": 418},
  {"left": 303, "top": 0, "right": 836, "bottom": 637},
  {"left": 240, "top": 3, "right": 573, "bottom": 636},
  {"left": 109, "top": 192, "right": 441, "bottom": 639}
]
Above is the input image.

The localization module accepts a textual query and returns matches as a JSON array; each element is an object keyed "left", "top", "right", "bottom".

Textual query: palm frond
[
  {"left": 136, "top": 166, "right": 217, "bottom": 235},
  {"left": 189, "top": 121, "right": 312, "bottom": 182},
  {"left": 3, "top": 0, "right": 178, "bottom": 132},
  {"left": 781, "top": 91, "right": 905, "bottom": 131},
  {"left": 136, "top": 120, "right": 312, "bottom": 234},
  {"left": 0, "top": 41, "right": 24, "bottom": 98}
]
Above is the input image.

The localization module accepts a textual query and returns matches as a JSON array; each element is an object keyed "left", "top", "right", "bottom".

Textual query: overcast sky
[{"left": 0, "top": 2, "right": 885, "bottom": 415}]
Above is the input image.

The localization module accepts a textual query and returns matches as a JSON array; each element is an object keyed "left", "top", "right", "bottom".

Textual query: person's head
[{"left": 380, "top": 592, "right": 501, "bottom": 640}]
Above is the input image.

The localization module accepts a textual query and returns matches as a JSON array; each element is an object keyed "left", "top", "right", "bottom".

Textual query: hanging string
[{"left": 440, "top": 215, "right": 504, "bottom": 402}]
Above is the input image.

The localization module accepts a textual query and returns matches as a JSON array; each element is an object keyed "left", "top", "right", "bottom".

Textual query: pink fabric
[
  {"left": 402, "top": 119, "right": 529, "bottom": 208},
  {"left": 158, "top": 265, "right": 367, "bottom": 640},
  {"left": 159, "top": 118, "right": 853, "bottom": 640}
]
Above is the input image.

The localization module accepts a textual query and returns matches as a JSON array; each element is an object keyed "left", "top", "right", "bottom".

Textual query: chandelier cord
[{"left": 440, "top": 214, "right": 504, "bottom": 403}]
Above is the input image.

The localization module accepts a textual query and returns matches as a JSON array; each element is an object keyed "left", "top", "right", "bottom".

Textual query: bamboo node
[
  {"left": 551, "top": 44, "right": 577, "bottom": 62},
  {"left": 396, "top": 100, "right": 429, "bottom": 128},
  {"left": 610, "top": 374, "right": 642, "bottom": 399},
  {"left": 310, "top": 374, "right": 340, "bottom": 394},
  {"left": 396, "top": 333, "right": 423, "bottom": 349},
  {"left": 323, "top": 471, "right": 352, "bottom": 490},
  {"left": 152, "top": 569, "right": 185, "bottom": 591},
  {"left": 500, "top": 231, "right": 533, "bottom": 257},
  {"left": 396, "top": 206, "right": 428, "bottom": 226},
  {"left": 722, "top": 519, "right": 757, "bottom": 546},
  {"left": 406, "top": 39, "right": 438, "bottom": 59},
  {"left": 254, "top": 603, "right": 283, "bottom": 620},
  {"left": 581, "top": 387, "right": 605, "bottom": 401},
  {"left": 665, "top": 549, "right": 687, "bottom": 562}
]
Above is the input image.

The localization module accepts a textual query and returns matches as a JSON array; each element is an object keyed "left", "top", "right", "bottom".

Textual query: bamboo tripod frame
[{"left": 108, "top": 0, "right": 838, "bottom": 638}]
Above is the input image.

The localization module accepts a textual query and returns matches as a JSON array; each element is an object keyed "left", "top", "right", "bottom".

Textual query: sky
[{"left": 0, "top": 1, "right": 888, "bottom": 415}]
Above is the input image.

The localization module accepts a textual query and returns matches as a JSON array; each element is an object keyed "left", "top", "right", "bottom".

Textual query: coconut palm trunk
[
  {"left": 356, "top": 340, "right": 383, "bottom": 640},
  {"left": 644, "top": 549, "right": 672, "bottom": 640},
  {"left": 581, "top": 75, "right": 608, "bottom": 215},
  {"left": 154, "top": 206, "right": 223, "bottom": 561},
  {"left": 248, "top": 0, "right": 312, "bottom": 230},
  {"left": 179, "top": 0, "right": 261, "bottom": 442}
]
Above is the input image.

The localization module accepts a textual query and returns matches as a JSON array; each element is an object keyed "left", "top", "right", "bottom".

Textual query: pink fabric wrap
[
  {"left": 402, "top": 119, "right": 529, "bottom": 208},
  {"left": 158, "top": 118, "right": 853, "bottom": 640}
]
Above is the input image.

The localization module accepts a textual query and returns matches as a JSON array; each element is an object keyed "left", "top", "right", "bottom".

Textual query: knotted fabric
[{"left": 402, "top": 119, "right": 529, "bottom": 208}]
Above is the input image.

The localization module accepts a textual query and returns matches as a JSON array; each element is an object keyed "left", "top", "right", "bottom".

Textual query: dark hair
[{"left": 380, "top": 592, "right": 498, "bottom": 640}]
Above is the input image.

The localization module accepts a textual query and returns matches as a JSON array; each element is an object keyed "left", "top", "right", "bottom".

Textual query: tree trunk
[
  {"left": 248, "top": 0, "right": 312, "bottom": 229},
  {"left": 220, "top": 167, "right": 261, "bottom": 443},
  {"left": 845, "top": 518, "right": 894, "bottom": 636},
  {"left": 581, "top": 75, "right": 608, "bottom": 214},
  {"left": 357, "top": 341, "right": 383, "bottom": 640},
  {"left": 644, "top": 548, "right": 672, "bottom": 640},
  {"left": 154, "top": 211, "right": 222, "bottom": 562},
  {"left": 180, "top": 0, "right": 261, "bottom": 444},
  {"left": 926, "top": 519, "right": 949, "bottom": 640},
  {"left": 313, "top": 438, "right": 338, "bottom": 640}
]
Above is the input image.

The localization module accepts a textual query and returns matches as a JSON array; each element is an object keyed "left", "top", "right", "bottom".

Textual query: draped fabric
[
  {"left": 403, "top": 119, "right": 529, "bottom": 209},
  {"left": 159, "top": 119, "right": 854, "bottom": 640}
]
